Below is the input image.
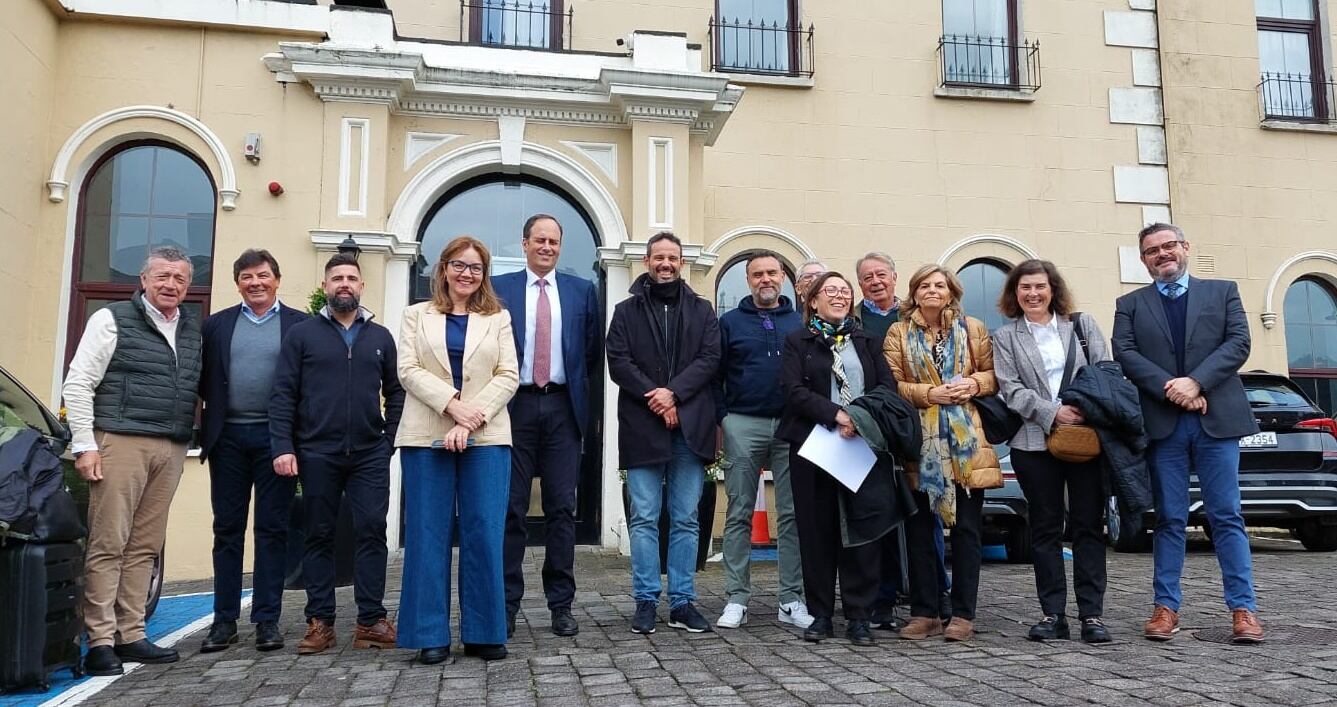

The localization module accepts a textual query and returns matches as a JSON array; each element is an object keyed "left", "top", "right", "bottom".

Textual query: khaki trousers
[{"left": 83, "top": 430, "right": 187, "bottom": 647}]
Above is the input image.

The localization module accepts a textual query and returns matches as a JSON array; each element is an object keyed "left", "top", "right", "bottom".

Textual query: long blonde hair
[
  {"left": 430, "top": 236, "right": 502, "bottom": 315},
  {"left": 902, "top": 264, "right": 965, "bottom": 322}
]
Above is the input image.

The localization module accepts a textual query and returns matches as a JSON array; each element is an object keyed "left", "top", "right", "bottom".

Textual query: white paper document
[{"left": 797, "top": 424, "right": 878, "bottom": 493}]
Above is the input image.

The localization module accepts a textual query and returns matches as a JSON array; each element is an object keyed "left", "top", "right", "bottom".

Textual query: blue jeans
[
  {"left": 625, "top": 431, "right": 703, "bottom": 609},
  {"left": 1148, "top": 414, "right": 1257, "bottom": 612},
  {"left": 398, "top": 445, "right": 511, "bottom": 648}
]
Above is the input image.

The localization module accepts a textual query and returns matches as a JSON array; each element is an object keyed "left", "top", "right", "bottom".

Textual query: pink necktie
[{"left": 534, "top": 278, "right": 552, "bottom": 387}]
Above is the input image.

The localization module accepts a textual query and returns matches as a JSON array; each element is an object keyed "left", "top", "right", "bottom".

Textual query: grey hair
[
  {"left": 141, "top": 245, "right": 194, "bottom": 277},
  {"left": 855, "top": 251, "right": 896, "bottom": 274},
  {"left": 1137, "top": 222, "right": 1186, "bottom": 247},
  {"left": 797, "top": 258, "right": 828, "bottom": 273}
]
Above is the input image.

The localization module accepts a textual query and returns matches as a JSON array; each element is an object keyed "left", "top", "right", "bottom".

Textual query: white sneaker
[
  {"left": 779, "top": 601, "right": 815, "bottom": 629},
  {"left": 716, "top": 603, "right": 748, "bottom": 628}
]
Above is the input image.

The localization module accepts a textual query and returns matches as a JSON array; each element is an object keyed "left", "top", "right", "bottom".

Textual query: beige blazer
[{"left": 395, "top": 301, "right": 519, "bottom": 448}]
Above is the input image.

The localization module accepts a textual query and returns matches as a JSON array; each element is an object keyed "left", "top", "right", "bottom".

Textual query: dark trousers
[
  {"left": 297, "top": 440, "right": 391, "bottom": 626},
  {"left": 504, "top": 389, "right": 582, "bottom": 616},
  {"left": 790, "top": 453, "right": 880, "bottom": 620},
  {"left": 907, "top": 486, "right": 983, "bottom": 620},
  {"left": 1011, "top": 448, "right": 1108, "bottom": 619},
  {"left": 210, "top": 422, "right": 296, "bottom": 624}
]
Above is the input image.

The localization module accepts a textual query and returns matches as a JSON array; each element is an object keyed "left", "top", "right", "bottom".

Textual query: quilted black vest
[{"left": 91, "top": 295, "right": 202, "bottom": 442}]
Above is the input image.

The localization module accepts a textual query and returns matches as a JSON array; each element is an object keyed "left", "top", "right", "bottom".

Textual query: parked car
[
  {"left": 0, "top": 365, "right": 164, "bottom": 618},
  {"left": 1109, "top": 371, "right": 1337, "bottom": 552},
  {"left": 982, "top": 442, "right": 1032, "bottom": 563}
]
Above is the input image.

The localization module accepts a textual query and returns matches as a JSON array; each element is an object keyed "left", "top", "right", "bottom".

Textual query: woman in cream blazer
[{"left": 395, "top": 236, "right": 519, "bottom": 665}]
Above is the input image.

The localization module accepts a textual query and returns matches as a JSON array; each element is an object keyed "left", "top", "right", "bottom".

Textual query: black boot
[
  {"left": 255, "top": 621, "right": 285, "bottom": 652},
  {"left": 201, "top": 621, "right": 238, "bottom": 653},
  {"left": 462, "top": 643, "right": 507, "bottom": 661},
  {"left": 803, "top": 617, "right": 835, "bottom": 643},
  {"left": 418, "top": 646, "right": 452, "bottom": 665},
  {"left": 84, "top": 646, "right": 123, "bottom": 676},
  {"left": 1027, "top": 615, "right": 1070, "bottom": 642},
  {"left": 846, "top": 619, "right": 876, "bottom": 646},
  {"left": 1080, "top": 617, "right": 1112, "bottom": 644},
  {"left": 114, "top": 638, "right": 179, "bottom": 664}
]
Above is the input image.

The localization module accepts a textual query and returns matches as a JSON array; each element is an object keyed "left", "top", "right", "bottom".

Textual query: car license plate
[{"left": 1239, "top": 431, "right": 1278, "bottom": 448}]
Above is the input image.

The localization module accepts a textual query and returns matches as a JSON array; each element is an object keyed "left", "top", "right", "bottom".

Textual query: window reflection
[
  {"left": 714, "top": 255, "right": 797, "bottom": 316},
  {"left": 957, "top": 260, "right": 1009, "bottom": 333}
]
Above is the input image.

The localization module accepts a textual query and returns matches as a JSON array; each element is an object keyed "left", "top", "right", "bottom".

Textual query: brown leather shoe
[
  {"left": 1230, "top": 609, "right": 1264, "bottom": 644},
  {"left": 898, "top": 617, "right": 943, "bottom": 640},
  {"left": 352, "top": 618, "right": 397, "bottom": 649},
  {"left": 1143, "top": 605, "right": 1179, "bottom": 641},
  {"left": 943, "top": 618, "right": 974, "bottom": 642},
  {"left": 297, "top": 619, "right": 336, "bottom": 655}
]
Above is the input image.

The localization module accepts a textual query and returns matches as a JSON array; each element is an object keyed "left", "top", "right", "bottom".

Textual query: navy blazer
[
  {"left": 1111, "top": 276, "right": 1259, "bottom": 441},
  {"left": 492, "top": 269, "right": 602, "bottom": 439},
  {"left": 198, "top": 302, "right": 309, "bottom": 462}
]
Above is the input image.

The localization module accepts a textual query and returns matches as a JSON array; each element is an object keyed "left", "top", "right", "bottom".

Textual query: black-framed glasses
[
  {"left": 446, "top": 260, "right": 485, "bottom": 276},
  {"left": 1141, "top": 240, "right": 1184, "bottom": 259},
  {"left": 820, "top": 285, "right": 854, "bottom": 300}
]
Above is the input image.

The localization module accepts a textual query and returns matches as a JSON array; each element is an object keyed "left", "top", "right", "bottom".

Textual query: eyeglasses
[
  {"left": 446, "top": 260, "right": 485, "bottom": 276},
  {"left": 1141, "top": 240, "right": 1184, "bottom": 259},
  {"left": 797, "top": 271, "right": 826, "bottom": 282},
  {"left": 820, "top": 286, "right": 854, "bottom": 300}
]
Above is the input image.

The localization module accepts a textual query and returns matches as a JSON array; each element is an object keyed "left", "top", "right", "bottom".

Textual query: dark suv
[
  {"left": 1108, "top": 372, "right": 1337, "bottom": 552},
  {"left": 0, "top": 365, "right": 164, "bottom": 617}
]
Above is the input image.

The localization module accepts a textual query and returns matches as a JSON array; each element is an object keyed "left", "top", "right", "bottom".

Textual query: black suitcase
[{"left": 0, "top": 542, "right": 84, "bottom": 693}]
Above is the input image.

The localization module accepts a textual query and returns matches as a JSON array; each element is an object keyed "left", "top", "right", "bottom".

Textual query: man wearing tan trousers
[{"left": 62, "top": 245, "right": 203, "bottom": 676}]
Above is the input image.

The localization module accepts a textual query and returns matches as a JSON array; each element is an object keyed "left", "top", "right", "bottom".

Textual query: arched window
[
  {"left": 67, "top": 141, "right": 217, "bottom": 364},
  {"left": 714, "top": 251, "right": 797, "bottom": 315},
  {"left": 415, "top": 174, "right": 601, "bottom": 303},
  {"left": 957, "top": 258, "right": 1010, "bottom": 333},
  {"left": 1285, "top": 276, "right": 1337, "bottom": 414}
]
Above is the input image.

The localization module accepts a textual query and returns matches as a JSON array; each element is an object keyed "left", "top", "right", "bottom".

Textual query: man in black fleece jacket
[{"left": 269, "top": 254, "right": 405, "bottom": 655}]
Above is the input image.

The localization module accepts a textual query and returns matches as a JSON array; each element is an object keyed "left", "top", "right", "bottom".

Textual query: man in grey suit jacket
[{"left": 1112, "top": 223, "right": 1263, "bottom": 644}]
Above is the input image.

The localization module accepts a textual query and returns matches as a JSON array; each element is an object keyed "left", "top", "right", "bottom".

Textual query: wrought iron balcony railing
[
  {"left": 1258, "top": 72, "right": 1334, "bottom": 122},
  {"left": 709, "top": 16, "right": 814, "bottom": 78},
  {"left": 461, "top": 0, "right": 571, "bottom": 51},
  {"left": 938, "top": 34, "right": 1041, "bottom": 91}
]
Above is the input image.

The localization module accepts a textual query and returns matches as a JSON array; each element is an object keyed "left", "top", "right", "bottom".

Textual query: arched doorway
[
  {"left": 1285, "top": 276, "right": 1337, "bottom": 414},
  {"left": 416, "top": 173, "right": 605, "bottom": 544},
  {"left": 713, "top": 250, "right": 798, "bottom": 315},
  {"left": 957, "top": 258, "right": 1010, "bottom": 333},
  {"left": 66, "top": 140, "right": 217, "bottom": 366}
]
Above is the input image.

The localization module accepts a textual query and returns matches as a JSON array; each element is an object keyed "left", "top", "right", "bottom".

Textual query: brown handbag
[{"left": 1046, "top": 313, "right": 1101, "bottom": 463}]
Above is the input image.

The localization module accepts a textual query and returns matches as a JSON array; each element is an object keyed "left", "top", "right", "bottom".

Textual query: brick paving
[{"left": 90, "top": 532, "right": 1337, "bottom": 706}]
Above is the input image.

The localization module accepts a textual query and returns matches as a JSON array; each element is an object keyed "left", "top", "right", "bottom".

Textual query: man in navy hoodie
[
  {"left": 269, "top": 253, "right": 405, "bottom": 655},
  {"left": 713, "top": 251, "right": 811, "bottom": 630}
]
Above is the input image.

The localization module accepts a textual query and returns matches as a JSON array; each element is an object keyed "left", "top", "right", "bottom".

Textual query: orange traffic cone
[{"left": 751, "top": 471, "right": 771, "bottom": 545}]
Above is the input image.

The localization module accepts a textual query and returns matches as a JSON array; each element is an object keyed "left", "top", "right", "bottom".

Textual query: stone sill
[
  {"left": 1261, "top": 118, "right": 1337, "bottom": 134},
  {"left": 720, "top": 72, "right": 814, "bottom": 89},
  {"left": 934, "top": 85, "right": 1037, "bottom": 103}
]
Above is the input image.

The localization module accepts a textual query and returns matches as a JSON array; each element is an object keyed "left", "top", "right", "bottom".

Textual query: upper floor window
[
  {"left": 1256, "top": 0, "right": 1328, "bottom": 120},
  {"left": 710, "top": 0, "right": 814, "bottom": 78},
  {"left": 941, "top": 0, "right": 1020, "bottom": 86},
  {"left": 465, "top": 0, "right": 566, "bottom": 50}
]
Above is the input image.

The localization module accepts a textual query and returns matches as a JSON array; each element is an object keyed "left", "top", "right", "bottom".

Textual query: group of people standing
[{"left": 58, "top": 217, "right": 1264, "bottom": 676}]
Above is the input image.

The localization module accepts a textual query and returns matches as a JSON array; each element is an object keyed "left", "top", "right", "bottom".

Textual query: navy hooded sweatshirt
[{"left": 714, "top": 294, "right": 803, "bottom": 421}]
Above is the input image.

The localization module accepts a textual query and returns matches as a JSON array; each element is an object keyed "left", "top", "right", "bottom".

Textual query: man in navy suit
[
  {"left": 1113, "top": 223, "right": 1264, "bottom": 644},
  {"left": 494, "top": 214, "right": 602, "bottom": 638},
  {"left": 198, "top": 249, "right": 309, "bottom": 653}
]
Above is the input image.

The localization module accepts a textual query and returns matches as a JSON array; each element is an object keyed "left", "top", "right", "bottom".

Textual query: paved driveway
[{"left": 88, "top": 532, "right": 1337, "bottom": 706}]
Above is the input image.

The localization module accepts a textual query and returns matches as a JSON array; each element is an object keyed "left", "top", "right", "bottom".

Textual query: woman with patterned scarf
[
  {"left": 776, "top": 272, "right": 901, "bottom": 647},
  {"left": 884, "top": 264, "right": 1002, "bottom": 643}
]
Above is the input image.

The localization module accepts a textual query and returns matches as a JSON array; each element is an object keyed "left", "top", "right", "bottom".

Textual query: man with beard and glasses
[
  {"left": 1113, "top": 222, "right": 1264, "bottom": 644},
  {"left": 199, "top": 249, "right": 308, "bottom": 653},
  {"left": 712, "top": 251, "right": 812, "bottom": 630},
  {"left": 607, "top": 231, "right": 721, "bottom": 635},
  {"left": 269, "top": 253, "right": 405, "bottom": 655}
]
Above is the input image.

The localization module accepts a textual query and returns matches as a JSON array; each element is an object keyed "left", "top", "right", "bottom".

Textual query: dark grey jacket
[
  {"left": 1112, "top": 277, "right": 1259, "bottom": 441},
  {"left": 92, "top": 295, "right": 202, "bottom": 442}
]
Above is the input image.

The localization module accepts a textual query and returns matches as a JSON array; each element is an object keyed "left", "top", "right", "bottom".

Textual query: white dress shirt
[
  {"left": 519, "top": 268, "right": 566, "bottom": 385},
  {"left": 1027, "top": 315, "right": 1067, "bottom": 403},
  {"left": 62, "top": 296, "right": 181, "bottom": 453}
]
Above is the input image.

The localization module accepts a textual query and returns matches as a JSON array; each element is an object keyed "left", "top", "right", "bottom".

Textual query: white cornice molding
[
  {"left": 310, "top": 230, "right": 421, "bottom": 262},
  {"left": 1261, "top": 250, "right": 1337, "bottom": 329},
  {"left": 598, "top": 242, "right": 717, "bottom": 271},
  {"left": 56, "top": 0, "right": 329, "bottom": 35},
  {"left": 48, "top": 105, "right": 239, "bottom": 210}
]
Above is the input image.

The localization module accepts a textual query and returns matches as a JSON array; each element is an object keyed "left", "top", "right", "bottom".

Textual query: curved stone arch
[
  {"left": 47, "top": 105, "right": 239, "bottom": 210},
  {"left": 935, "top": 233, "right": 1038, "bottom": 269},
  {"left": 701, "top": 226, "right": 815, "bottom": 307},
  {"left": 387, "top": 139, "right": 628, "bottom": 250},
  {"left": 704, "top": 225, "right": 818, "bottom": 262},
  {"left": 1261, "top": 250, "right": 1337, "bottom": 329}
]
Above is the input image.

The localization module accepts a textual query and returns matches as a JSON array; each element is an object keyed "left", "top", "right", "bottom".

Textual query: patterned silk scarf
[
  {"left": 808, "top": 316, "right": 857, "bottom": 405},
  {"left": 904, "top": 308, "right": 979, "bottom": 525}
]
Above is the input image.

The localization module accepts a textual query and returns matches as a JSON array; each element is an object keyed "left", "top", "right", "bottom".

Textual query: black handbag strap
[{"left": 1059, "top": 312, "right": 1092, "bottom": 393}]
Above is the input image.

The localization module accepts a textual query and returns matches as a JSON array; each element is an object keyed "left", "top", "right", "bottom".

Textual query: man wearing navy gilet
[{"left": 1112, "top": 222, "right": 1264, "bottom": 644}]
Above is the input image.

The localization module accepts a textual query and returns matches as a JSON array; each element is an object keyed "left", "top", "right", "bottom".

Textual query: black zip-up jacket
[
  {"left": 1061, "top": 360, "right": 1153, "bottom": 518},
  {"left": 606, "top": 274, "right": 720, "bottom": 468},
  {"left": 268, "top": 309, "right": 405, "bottom": 458}
]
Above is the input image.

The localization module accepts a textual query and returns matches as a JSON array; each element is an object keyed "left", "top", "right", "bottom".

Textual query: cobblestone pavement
[{"left": 91, "top": 532, "right": 1337, "bottom": 706}]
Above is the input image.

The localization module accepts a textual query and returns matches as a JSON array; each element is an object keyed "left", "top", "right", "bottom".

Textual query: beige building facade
[{"left": 1, "top": 0, "right": 1334, "bottom": 581}]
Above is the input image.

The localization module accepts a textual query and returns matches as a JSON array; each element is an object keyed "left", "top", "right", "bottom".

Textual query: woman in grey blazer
[{"left": 993, "top": 260, "right": 1112, "bottom": 644}]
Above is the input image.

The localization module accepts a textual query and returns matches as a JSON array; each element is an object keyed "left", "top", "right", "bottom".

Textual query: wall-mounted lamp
[{"left": 337, "top": 235, "right": 361, "bottom": 260}]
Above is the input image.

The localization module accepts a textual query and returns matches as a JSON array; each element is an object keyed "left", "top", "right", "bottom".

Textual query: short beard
[
  {"left": 329, "top": 292, "right": 360, "bottom": 313},
  {"left": 1150, "top": 261, "right": 1187, "bottom": 284},
  {"left": 754, "top": 289, "right": 780, "bottom": 307}
]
